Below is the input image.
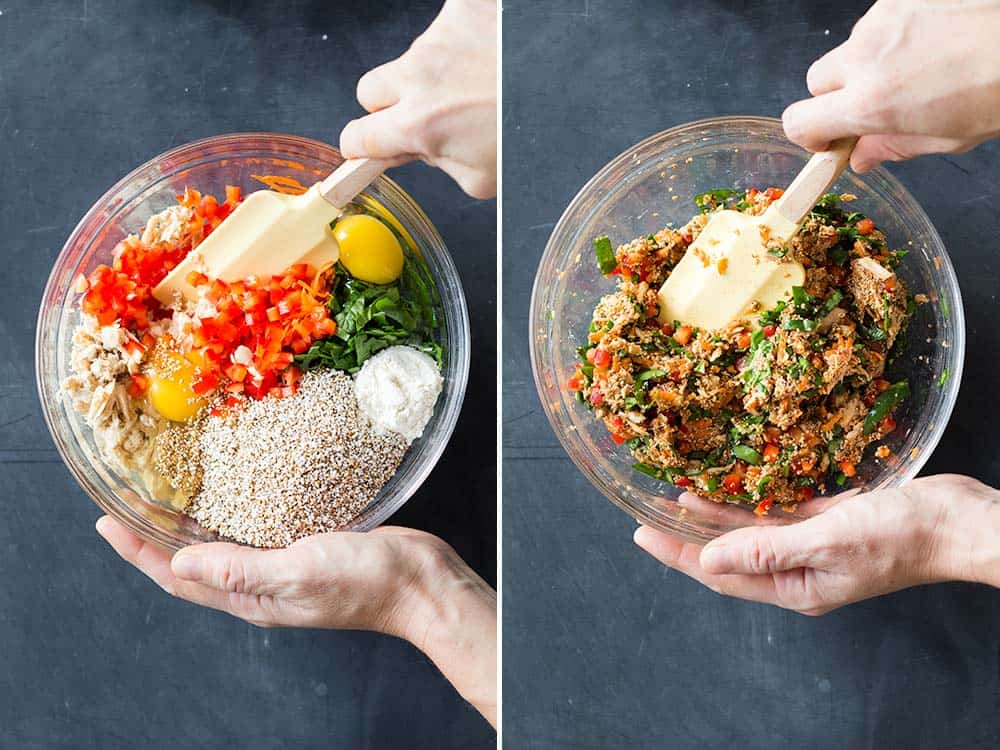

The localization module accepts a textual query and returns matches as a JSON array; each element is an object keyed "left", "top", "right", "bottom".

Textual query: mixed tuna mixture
[{"left": 570, "top": 188, "right": 919, "bottom": 514}]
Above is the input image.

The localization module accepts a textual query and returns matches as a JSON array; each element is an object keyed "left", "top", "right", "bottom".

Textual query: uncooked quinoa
[
  {"left": 571, "top": 188, "right": 920, "bottom": 514},
  {"left": 185, "top": 370, "right": 408, "bottom": 548}
]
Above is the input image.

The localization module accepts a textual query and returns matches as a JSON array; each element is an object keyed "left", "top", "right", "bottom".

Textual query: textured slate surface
[
  {"left": 0, "top": 1, "right": 495, "bottom": 747},
  {"left": 502, "top": 1, "right": 1000, "bottom": 747}
]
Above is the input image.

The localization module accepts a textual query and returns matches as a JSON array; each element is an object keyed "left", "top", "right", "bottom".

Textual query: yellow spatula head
[
  {"left": 153, "top": 184, "right": 340, "bottom": 305},
  {"left": 657, "top": 209, "right": 805, "bottom": 330}
]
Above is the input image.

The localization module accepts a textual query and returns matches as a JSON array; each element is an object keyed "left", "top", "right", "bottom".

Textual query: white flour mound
[{"left": 353, "top": 346, "right": 443, "bottom": 443}]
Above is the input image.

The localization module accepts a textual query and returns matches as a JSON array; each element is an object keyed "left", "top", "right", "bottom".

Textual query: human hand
[
  {"left": 783, "top": 0, "right": 1000, "bottom": 172},
  {"left": 634, "top": 475, "right": 1000, "bottom": 615},
  {"left": 339, "top": 0, "right": 496, "bottom": 198},
  {"left": 97, "top": 517, "right": 457, "bottom": 632},
  {"left": 97, "top": 517, "right": 497, "bottom": 725}
]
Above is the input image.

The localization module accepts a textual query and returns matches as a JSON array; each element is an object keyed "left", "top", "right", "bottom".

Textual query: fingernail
[
  {"left": 700, "top": 544, "right": 733, "bottom": 573},
  {"left": 95, "top": 516, "right": 111, "bottom": 537},
  {"left": 172, "top": 552, "right": 203, "bottom": 581}
]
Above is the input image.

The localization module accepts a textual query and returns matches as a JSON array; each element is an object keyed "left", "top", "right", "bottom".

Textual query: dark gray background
[
  {"left": 1, "top": 1, "right": 495, "bottom": 747},
  {"left": 503, "top": 1, "right": 1000, "bottom": 747}
]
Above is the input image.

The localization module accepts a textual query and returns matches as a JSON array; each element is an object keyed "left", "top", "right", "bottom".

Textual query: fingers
[
  {"left": 633, "top": 526, "right": 780, "bottom": 604},
  {"left": 678, "top": 491, "right": 787, "bottom": 528},
  {"left": 171, "top": 542, "right": 302, "bottom": 597},
  {"left": 356, "top": 59, "right": 402, "bottom": 112},
  {"left": 699, "top": 522, "right": 822, "bottom": 575},
  {"left": 782, "top": 88, "right": 864, "bottom": 152},
  {"left": 430, "top": 157, "right": 496, "bottom": 200},
  {"left": 96, "top": 516, "right": 245, "bottom": 614},
  {"left": 806, "top": 45, "right": 847, "bottom": 96},
  {"left": 850, "top": 134, "right": 977, "bottom": 172},
  {"left": 97, "top": 516, "right": 174, "bottom": 585},
  {"left": 339, "top": 108, "right": 416, "bottom": 161}
]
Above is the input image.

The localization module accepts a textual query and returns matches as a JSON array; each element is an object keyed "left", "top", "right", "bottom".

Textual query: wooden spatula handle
[
  {"left": 318, "top": 158, "right": 388, "bottom": 208},
  {"left": 768, "top": 137, "right": 858, "bottom": 226}
]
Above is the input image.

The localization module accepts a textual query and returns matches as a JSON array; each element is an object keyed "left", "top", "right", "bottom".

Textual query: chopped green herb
[
  {"left": 296, "top": 255, "right": 443, "bottom": 374},
  {"left": 694, "top": 188, "right": 738, "bottom": 213},
  {"left": 705, "top": 475, "right": 720, "bottom": 493},
  {"left": 820, "top": 289, "right": 844, "bottom": 316},
  {"left": 756, "top": 475, "right": 773, "bottom": 497},
  {"left": 936, "top": 368, "right": 949, "bottom": 388},
  {"left": 636, "top": 369, "right": 667, "bottom": 386},
  {"left": 594, "top": 235, "right": 617, "bottom": 274},
  {"left": 791, "top": 285, "right": 818, "bottom": 315},
  {"left": 633, "top": 462, "right": 675, "bottom": 483},
  {"left": 829, "top": 244, "right": 850, "bottom": 266},
  {"left": 784, "top": 318, "right": 818, "bottom": 332},
  {"left": 733, "top": 444, "right": 763, "bottom": 465},
  {"left": 863, "top": 380, "right": 909, "bottom": 435},
  {"left": 789, "top": 356, "right": 811, "bottom": 380},
  {"left": 862, "top": 324, "right": 888, "bottom": 342},
  {"left": 886, "top": 249, "right": 909, "bottom": 269},
  {"left": 702, "top": 447, "right": 724, "bottom": 468},
  {"left": 758, "top": 300, "right": 787, "bottom": 327}
]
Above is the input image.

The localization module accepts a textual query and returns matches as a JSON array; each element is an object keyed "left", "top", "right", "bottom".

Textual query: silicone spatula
[
  {"left": 657, "top": 137, "right": 857, "bottom": 330},
  {"left": 153, "top": 158, "right": 387, "bottom": 305}
]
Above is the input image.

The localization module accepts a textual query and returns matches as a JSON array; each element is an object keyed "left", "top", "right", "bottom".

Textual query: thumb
[
  {"left": 700, "top": 524, "right": 819, "bottom": 575},
  {"left": 171, "top": 543, "right": 300, "bottom": 596}
]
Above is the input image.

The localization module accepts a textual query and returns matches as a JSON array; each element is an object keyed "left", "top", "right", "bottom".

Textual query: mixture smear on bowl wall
[
  {"left": 37, "top": 133, "right": 471, "bottom": 551},
  {"left": 530, "top": 117, "right": 964, "bottom": 542}
]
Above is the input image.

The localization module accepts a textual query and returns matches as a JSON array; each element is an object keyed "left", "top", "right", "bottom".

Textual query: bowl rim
[
  {"left": 529, "top": 115, "right": 966, "bottom": 542},
  {"left": 36, "top": 131, "right": 471, "bottom": 549}
]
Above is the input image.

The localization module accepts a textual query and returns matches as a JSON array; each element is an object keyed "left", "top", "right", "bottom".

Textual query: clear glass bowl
[
  {"left": 530, "top": 117, "right": 964, "bottom": 543},
  {"left": 37, "top": 133, "right": 470, "bottom": 550}
]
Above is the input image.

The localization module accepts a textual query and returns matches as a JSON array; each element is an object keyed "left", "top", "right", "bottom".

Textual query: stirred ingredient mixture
[{"left": 571, "top": 188, "right": 920, "bottom": 514}]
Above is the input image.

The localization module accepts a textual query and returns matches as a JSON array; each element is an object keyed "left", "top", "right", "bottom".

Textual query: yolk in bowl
[
  {"left": 146, "top": 348, "right": 207, "bottom": 422},
  {"left": 334, "top": 213, "right": 404, "bottom": 284}
]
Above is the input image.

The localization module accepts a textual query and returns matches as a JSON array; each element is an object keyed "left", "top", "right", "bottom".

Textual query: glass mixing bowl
[
  {"left": 530, "top": 117, "right": 964, "bottom": 543},
  {"left": 37, "top": 133, "right": 470, "bottom": 550}
]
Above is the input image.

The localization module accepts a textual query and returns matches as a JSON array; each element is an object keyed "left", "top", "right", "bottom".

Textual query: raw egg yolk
[
  {"left": 147, "top": 351, "right": 206, "bottom": 422},
  {"left": 333, "top": 214, "right": 404, "bottom": 284},
  {"left": 359, "top": 194, "right": 418, "bottom": 253}
]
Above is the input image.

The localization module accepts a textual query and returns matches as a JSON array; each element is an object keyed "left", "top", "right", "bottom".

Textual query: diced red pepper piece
[
  {"left": 754, "top": 497, "right": 774, "bottom": 516},
  {"left": 723, "top": 472, "right": 743, "bottom": 494},
  {"left": 592, "top": 348, "right": 612, "bottom": 368},
  {"left": 192, "top": 372, "right": 219, "bottom": 395}
]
